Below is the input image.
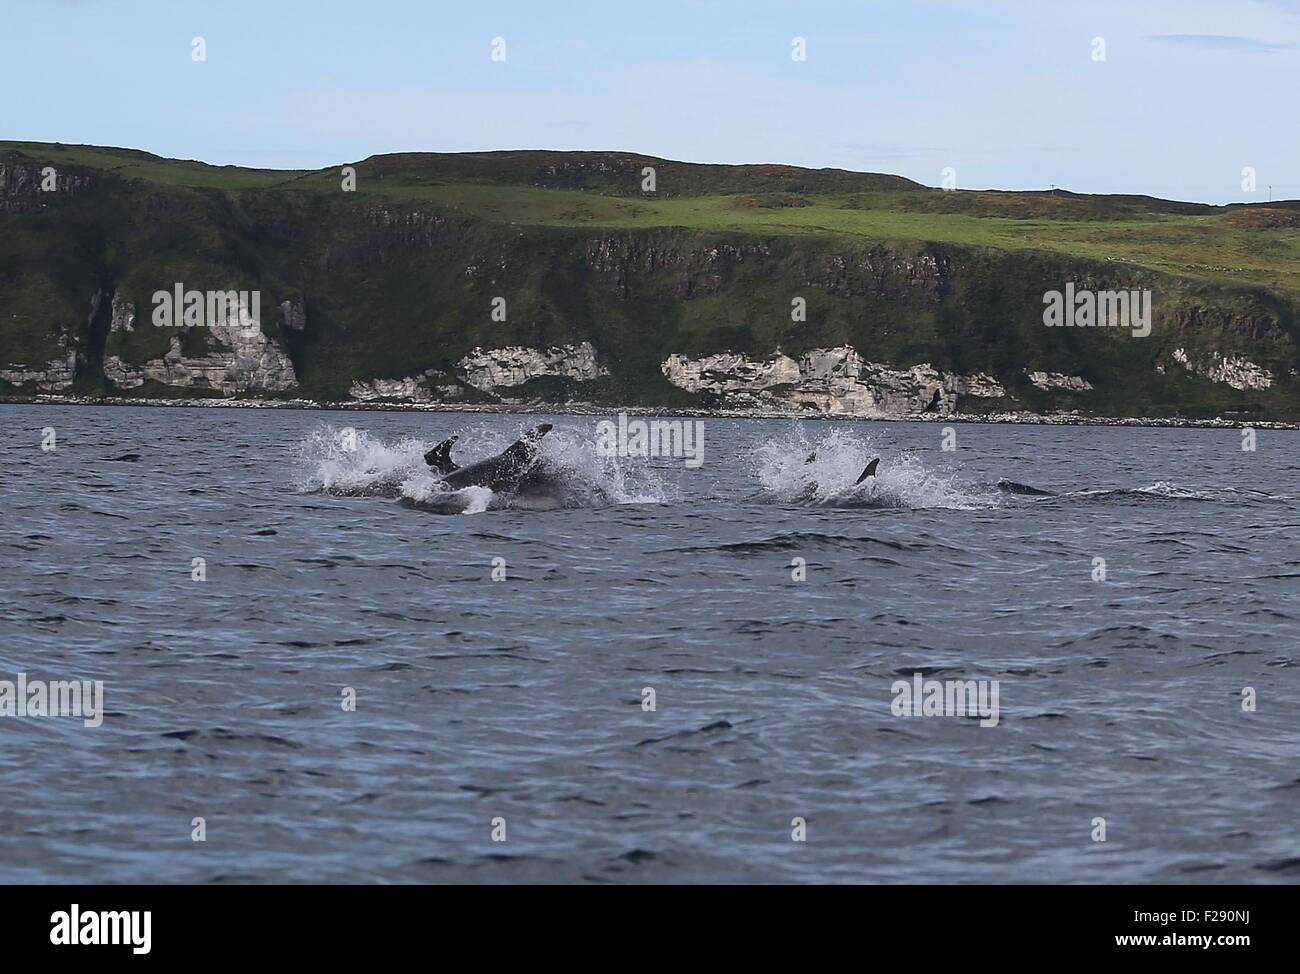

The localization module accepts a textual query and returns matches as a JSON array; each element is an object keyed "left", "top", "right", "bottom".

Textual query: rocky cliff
[
  {"left": 98, "top": 298, "right": 297, "bottom": 395},
  {"left": 2, "top": 142, "right": 1297, "bottom": 421},
  {"left": 662, "top": 347, "right": 1006, "bottom": 417}
]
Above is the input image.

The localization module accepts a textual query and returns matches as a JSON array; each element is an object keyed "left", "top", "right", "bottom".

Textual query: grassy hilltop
[{"left": 2, "top": 139, "right": 1298, "bottom": 419}]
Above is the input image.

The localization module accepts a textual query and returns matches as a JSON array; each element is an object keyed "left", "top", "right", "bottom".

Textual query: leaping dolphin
[{"left": 425, "top": 424, "right": 554, "bottom": 493}]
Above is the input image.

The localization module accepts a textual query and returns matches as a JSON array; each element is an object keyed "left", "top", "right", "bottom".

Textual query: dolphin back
[{"left": 436, "top": 424, "right": 553, "bottom": 492}]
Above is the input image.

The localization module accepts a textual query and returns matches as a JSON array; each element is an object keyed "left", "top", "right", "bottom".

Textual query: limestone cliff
[
  {"left": 0, "top": 349, "right": 77, "bottom": 391},
  {"left": 662, "top": 346, "right": 1007, "bottom": 417},
  {"left": 1171, "top": 348, "right": 1274, "bottom": 391},
  {"left": 102, "top": 300, "right": 297, "bottom": 395},
  {"left": 1027, "top": 371, "right": 1093, "bottom": 392},
  {"left": 3, "top": 143, "right": 1298, "bottom": 421},
  {"left": 457, "top": 343, "right": 607, "bottom": 392}
]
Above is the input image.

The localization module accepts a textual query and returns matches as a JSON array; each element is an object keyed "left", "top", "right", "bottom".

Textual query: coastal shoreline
[{"left": 2, "top": 393, "right": 1294, "bottom": 430}]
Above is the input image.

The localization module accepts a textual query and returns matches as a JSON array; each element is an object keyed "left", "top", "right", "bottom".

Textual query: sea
[{"left": 1, "top": 404, "right": 1297, "bottom": 883}]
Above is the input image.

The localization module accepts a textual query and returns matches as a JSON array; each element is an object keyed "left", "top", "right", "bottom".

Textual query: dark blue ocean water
[{"left": 1, "top": 404, "right": 1297, "bottom": 883}]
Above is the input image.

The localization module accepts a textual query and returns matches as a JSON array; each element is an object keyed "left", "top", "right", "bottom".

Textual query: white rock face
[
  {"left": 102, "top": 354, "right": 145, "bottom": 389},
  {"left": 104, "top": 302, "right": 297, "bottom": 394},
  {"left": 1172, "top": 348, "right": 1273, "bottom": 390},
  {"left": 662, "top": 351, "right": 801, "bottom": 392},
  {"left": 1027, "top": 370, "right": 1093, "bottom": 392},
  {"left": 458, "top": 342, "right": 606, "bottom": 391},
  {"left": 662, "top": 346, "right": 1007, "bottom": 417},
  {"left": 350, "top": 375, "right": 434, "bottom": 402},
  {"left": 946, "top": 372, "right": 1007, "bottom": 397},
  {"left": 0, "top": 349, "right": 77, "bottom": 390},
  {"left": 110, "top": 294, "right": 135, "bottom": 333}
]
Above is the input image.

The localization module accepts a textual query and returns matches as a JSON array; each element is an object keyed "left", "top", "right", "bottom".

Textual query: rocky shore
[{"left": 3, "top": 392, "right": 1294, "bottom": 430}]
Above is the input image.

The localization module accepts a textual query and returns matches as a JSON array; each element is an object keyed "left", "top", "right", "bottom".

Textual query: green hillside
[{"left": 2, "top": 140, "right": 1297, "bottom": 420}]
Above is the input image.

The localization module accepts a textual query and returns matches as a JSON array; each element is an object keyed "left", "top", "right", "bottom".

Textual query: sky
[{"left": 3, "top": 0, "right": 1298, "bottom": 203}]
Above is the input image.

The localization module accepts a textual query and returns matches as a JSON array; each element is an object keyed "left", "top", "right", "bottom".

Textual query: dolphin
[
  {"left": 995, "top": 478, "right": 1055, "bottom": 496},
  {"left": 405, "top": 422, "right": 605, "bottom": 512},
  {"left": 425, "top": 424, "right": 553, "bottom": 493},
  {"left": 804, "top": 450, "right": 879, "bottom": 486}
]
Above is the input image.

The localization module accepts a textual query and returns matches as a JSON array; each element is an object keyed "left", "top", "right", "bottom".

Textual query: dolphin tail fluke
[
  {"left": 855, "top": 457, "right": 880, "bottom": 484},
  {"left": 424, "top": 436, "right": 460, "bottom": 474}
]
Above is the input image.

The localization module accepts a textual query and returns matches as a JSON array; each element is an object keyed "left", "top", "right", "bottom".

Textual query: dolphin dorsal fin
[{"left": 855, "top": 457, "right": 880, "bottom": 484}]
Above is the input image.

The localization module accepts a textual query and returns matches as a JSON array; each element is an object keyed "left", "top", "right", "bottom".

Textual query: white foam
[
  {"left": 748, "top": 426, "right": 993, "bottom": 510},
  {"left": 294, "top": 425, "right": 429, "bottom": 496},
  {"left": 457, "top": 485, "right": 494, "bottom": 515},
  {"left": 295, "top": 422, "right": 669, "bottom": 512}
]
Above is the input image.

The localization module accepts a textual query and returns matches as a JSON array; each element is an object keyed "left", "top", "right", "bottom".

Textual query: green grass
[
  {"left": 337, "top": 182, "right": 1300, "bottom": 294},
  {"left": 2, "top": 140, "right": 1298, "bottom": 420},
  {"left": 0, "top": 141, "right": 304, "bottom": 190},
  {"left": 7, "top": 139, "right": 1297, "bottom": 293}
]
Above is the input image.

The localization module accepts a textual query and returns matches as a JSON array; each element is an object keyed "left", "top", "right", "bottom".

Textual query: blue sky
[{"left": 4, "top": 0, "right": 1298, "bottom": 203}]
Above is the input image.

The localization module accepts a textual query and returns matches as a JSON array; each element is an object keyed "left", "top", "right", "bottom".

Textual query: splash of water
[
  {"left": 748, "top": 426, "right": 994, "bottom": 510},
  {"left": 293, "top": 426, "right": 429, "bottom": 497},
  {"left": 296, "top": 423, "right": 669, "bottom": 513}
]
